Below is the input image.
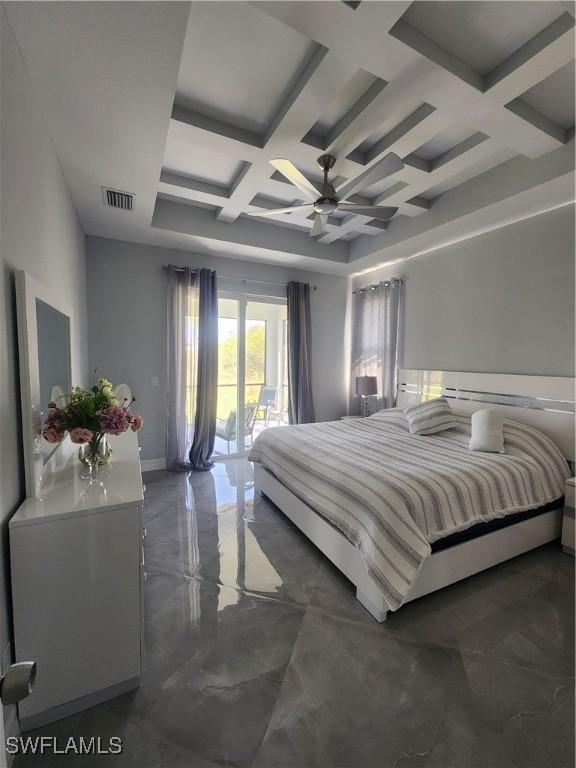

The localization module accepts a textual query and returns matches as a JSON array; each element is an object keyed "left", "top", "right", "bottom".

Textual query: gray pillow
[{"left": 404, "top": 397, "right": 458, "bottom": 436}]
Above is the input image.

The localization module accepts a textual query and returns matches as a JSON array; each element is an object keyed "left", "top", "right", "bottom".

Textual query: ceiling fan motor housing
[
  {"left": 314, "top": 198, "right": 338, "bottom": 214},
  {"left": 317, "top": 154, "right": 337, "bottom": 171}
]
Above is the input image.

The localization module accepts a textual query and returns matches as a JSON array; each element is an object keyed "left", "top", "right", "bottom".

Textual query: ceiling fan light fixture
[{"left": 314, "top": 198, "right": 338, "bottom": 215}]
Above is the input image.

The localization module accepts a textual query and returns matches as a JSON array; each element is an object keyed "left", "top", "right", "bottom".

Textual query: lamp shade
[{"left": 356, "top": 376, "right": 377, "bottom": 397}]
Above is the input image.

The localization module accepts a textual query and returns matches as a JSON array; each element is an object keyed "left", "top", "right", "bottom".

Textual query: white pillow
[
  {"left": 404, "top": 397, "right": 458, "bottom": 435},
  {"left": 469, "top": 409, "right": 505, "bottom": 453}
]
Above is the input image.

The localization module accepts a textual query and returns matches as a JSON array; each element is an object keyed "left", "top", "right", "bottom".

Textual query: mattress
[
  {"left": 248, "top": 409, "right": 570, "bottom": 611},
  {"left": 430, "top": 497, "right": 563, "bottom": 552}
]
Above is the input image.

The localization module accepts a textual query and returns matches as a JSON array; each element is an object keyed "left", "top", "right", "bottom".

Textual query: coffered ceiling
[{"left": 6, "top": 1, "right": 575, "bottom": 275}]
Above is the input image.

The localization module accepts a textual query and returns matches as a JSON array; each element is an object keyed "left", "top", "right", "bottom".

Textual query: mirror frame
[{"left": 15, "top": 270, "right": 73, "bottom": 497}]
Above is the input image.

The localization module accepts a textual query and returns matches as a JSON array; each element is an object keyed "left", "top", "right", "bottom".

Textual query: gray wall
[
  {"left": 353, "top": 205, "right": 575, "bottom": 377},
  {"left": 86, "top": 236, "right": 350, "bottom": 461},
  {"left": 0, "top": 6, "right": 88, "bottom": 694}
]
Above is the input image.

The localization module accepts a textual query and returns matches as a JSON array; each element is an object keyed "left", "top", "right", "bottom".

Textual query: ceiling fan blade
[
  {"left": 247, "top": 203, "right": 314, "bottom": 218},
  {"left": 338, "top": 204, "right": 398, "bottom": 221},
  {"left": 270, "top": 159, "right": 321, "bottom": 200},
  {"left": 310, "top": 213, "right": 328, "bottom": 237},
  {"left": 337, "top": 153, "right": 403, "bottom": 200}
]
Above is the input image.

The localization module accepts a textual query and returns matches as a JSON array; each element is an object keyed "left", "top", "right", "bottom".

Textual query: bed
[{"left": 249, "top": 370, "right": 574, "bottom": 621}]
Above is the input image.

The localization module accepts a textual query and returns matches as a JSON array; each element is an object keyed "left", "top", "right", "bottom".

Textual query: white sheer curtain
[
  {"left": 349, "top": 279, "right": 402, "bottom": 416},
  {"left": 166, "top": 266, "right": 199, "bottom": 470}
]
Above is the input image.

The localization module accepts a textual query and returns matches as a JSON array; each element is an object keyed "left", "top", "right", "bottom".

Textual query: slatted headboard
[{"left": 396, "top": 369, "right": 575, "bottom": 462}]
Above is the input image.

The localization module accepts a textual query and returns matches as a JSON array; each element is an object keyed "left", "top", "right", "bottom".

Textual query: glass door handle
[{"left": 0, "top": 661, "right": 36, "bottom": 705}]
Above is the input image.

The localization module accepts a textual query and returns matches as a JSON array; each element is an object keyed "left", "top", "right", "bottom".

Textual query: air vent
[{"left": 102, "top": 187, "right": 134, "bottom": 211}]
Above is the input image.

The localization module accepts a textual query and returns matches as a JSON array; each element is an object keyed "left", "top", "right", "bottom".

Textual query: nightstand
[{"left": 562, "top": 477, "right": 575, "bottom": 556}]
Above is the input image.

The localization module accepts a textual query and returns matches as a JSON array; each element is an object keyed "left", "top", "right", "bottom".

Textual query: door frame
[{"left": 216, "top": 292, "right": 286, "bottom": 459}]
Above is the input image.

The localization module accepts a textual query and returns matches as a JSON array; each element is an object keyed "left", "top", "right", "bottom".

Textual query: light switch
[{"left": 151, "top": 377, "right": 159, "bottom": 387}]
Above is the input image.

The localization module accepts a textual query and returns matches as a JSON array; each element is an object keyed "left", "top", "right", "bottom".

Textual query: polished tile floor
[{"left": 17, "top": 459, "right": 575, "bottom": 767}]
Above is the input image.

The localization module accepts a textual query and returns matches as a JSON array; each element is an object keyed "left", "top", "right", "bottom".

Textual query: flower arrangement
[{"left": 42, "top": 377, "right": 143, "bottom": 472}]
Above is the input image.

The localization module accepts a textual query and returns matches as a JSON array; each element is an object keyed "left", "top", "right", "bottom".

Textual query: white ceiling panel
[
  {"left": 403, "top": 1, "right": 566, "bottom": 74},
  {"left": 414, "top": 126, "right": 478, "bottom": 162},
  {"left": 175, "top": 2, "right": 317, "bottom": 135},
  {"left": 353, "top": 100, "right": 425, "bottom": 157},
  {"left": 306, "top": 69, "right": 381, "bottom": 139},
  {"left": 419, "top": 146, "right": 517, "bottom": 200},
  {"left": 519, "top": 61, "right": 575, "bottom": 129},
  {"left": 163, "top": 139, "right": 244, "bottom": 187}
]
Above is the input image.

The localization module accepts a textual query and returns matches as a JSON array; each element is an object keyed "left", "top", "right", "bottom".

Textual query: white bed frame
[{"left": 254, "top": 370, "right": 575, "bottom": 622}]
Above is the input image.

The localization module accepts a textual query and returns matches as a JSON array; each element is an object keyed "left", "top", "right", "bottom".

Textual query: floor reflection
[{"left": 187, "top": 460, "right": 283, "bottom": 604}]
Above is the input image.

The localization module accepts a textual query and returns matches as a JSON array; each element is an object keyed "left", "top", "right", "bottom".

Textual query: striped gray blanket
[{"left": 248, "top": 409, "right": 570, "bottom": 611}]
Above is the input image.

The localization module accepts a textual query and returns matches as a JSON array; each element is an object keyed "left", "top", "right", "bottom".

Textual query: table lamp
[{"left": 356, "top": 376, "right": 378, "bottom": 417}]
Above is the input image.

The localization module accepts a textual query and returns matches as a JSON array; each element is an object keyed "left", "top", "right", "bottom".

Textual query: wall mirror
[{"left": 16, "top": 271, "right": 73, "bottom": 497}]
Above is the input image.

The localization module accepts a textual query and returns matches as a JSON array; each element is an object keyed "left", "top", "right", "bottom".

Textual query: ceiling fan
[{"left": 247, "top": 152, "right": 404, "bottom": 237}]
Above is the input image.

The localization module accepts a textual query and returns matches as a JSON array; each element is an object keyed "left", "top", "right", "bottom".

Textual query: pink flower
[
  {"left": 131, "top": 414, "right": 144, "bottom": 432},
  {"left": 69, "top": 427, "right": 94, "bottom": 444},
  {"left": 42, "top": 426, "right": 64, "bottom": 444},
  {"left": 44, "top": 408, "right": 68, "bottom": 432},
  {"left": 99, "top": 405, "right": 131, "bottom": 436}
]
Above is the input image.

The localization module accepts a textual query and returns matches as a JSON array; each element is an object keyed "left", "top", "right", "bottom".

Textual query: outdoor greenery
[{"left": 217, "top": 321, "right": 265, "bottom": 419}]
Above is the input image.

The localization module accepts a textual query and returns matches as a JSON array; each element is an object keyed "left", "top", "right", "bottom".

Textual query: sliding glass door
[
  {"left": 215, "top": 294, "right": 287, "bottom": 457},
  {"left": 216, "top": 297, "right": 240, "bottom": 454}
]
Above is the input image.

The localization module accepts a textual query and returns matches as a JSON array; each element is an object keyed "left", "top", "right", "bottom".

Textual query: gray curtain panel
[
  {"left": 287, "top": 281, "right": 316, "bottom": 424},
  {"left": 166, "top": 265, "right": 198, "bottom": 470},
  {"left": 349, "top": 279, "right": 402, "bottom": 416},
  {"left": 189, "top": 269, "right": 218, "bottom": 470}
]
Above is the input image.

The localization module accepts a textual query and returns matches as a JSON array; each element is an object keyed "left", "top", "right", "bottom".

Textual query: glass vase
[{"left": 79, "top": 434, "right": 112, "bottom": 477}]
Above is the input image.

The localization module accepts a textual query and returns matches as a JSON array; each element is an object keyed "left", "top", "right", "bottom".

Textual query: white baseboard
[{"left": 141, "top": 458, "right": 167, "bottom": 472}]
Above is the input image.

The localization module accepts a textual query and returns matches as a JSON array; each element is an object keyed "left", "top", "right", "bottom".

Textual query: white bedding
[{"left": 248, "top": 409, "right": 570, "bottom": 611}]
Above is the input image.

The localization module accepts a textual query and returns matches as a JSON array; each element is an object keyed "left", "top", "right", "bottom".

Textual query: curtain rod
[
  {"left": 352, "top": 278, "right": 403, "bottom": 293},
  {"left": 163, "top": 265, "right": 317, "bottom": 289}
]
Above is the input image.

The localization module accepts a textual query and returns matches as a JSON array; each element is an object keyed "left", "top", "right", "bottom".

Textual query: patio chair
[
  {"left": 254, "top": 385, "right": 278, "bottom": 425},
  {"left": 215, "top": 403, "right": 258, "bottom": 453}
]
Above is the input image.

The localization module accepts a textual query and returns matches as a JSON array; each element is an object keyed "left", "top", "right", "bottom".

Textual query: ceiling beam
[{"left": 151, "top": 197, "right": 349, "bottom": 263}]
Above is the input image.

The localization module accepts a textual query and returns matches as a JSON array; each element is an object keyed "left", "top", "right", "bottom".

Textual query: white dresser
[
  {"left": 9, "top": 431, "right": 144, "bottom": 730},
  {"left": 562, "top": 477, "right": 575, "bottom": 556}
]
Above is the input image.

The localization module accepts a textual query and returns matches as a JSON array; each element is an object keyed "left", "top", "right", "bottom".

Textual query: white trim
[
  {"left": 15, "top": 271, "right": 74, "bottom": 498},
  {"left": 255, "top": 464, "right": 562, "bottom": 623},
  {"left": 141, "top": 458, "right": 167, "bottom": 472}
]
